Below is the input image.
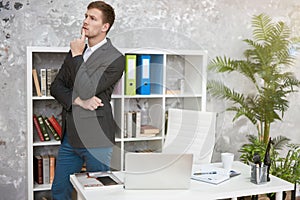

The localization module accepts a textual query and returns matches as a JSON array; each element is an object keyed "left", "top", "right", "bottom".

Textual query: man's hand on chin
[{"left": 70, "top": 29, "right": 86, "bottom": 57}]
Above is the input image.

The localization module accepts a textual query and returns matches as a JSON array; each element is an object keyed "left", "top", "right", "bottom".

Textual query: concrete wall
[{"left": 0, "top": 0, "right": 299, "bottom": 199}]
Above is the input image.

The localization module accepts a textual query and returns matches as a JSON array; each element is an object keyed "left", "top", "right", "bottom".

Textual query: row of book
[
  {"left": 124, "top": 111, "right": 160, "bottom": 138},
  {"left": 34, "top": 155, "right": 56, "bottom": 185},
  {"left": 32, "top": 68, "right": 59, "bottom": 97},
  {"left": 33, "top": 115, "right": 62, "bottom": 142},
  {"left": 125, "top": 54, "right": 163, "bottom": 96},
  {"left": 33, "top": 55, "right": 153, "bottom": 97}
]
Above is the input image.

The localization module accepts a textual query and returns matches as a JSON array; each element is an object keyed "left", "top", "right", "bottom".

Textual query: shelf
[
  {"left": 28, "top": 47, "right": 67, "bottom": 200},
  {"left": 123, "top": 136, "right": 163, "bottom": 142},
  {"left": 33, "top": 141, "right": 61, "bottom": 146},
  {"left": 111, "top": 94, "right": 123, "bottom": 99},
  {"left": 33, "top": 183, "right": 52, "bottom": 191},
  {"left": 124, "top": 94, "right": 164, "bottom": 98},
  {"left": 32, "top": 96, "right": 55, "bottom": 100},
  {"left": 27, "top": 46, "right": 207, "bottom": 200},
  {"left": 116, "top": 137, "right": 163, "bottom": 142},
  {"left": 165, "top": 94, "right": 203, "bottom": 98},
  {"left": 120, "top": 48, "right": 208, "bottom": 56},
  {"left": 28, "top": 46, "right": 69, "bottom": 53}
]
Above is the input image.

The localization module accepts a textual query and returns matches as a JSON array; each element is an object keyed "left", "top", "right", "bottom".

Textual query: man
[{"left": 50, "top": 1, "right": 124, "bottom": 199}]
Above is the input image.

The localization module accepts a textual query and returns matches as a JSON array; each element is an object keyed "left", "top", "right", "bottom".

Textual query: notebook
[
  {"left": 191, "top": 165, "right": 230, "bottom": 184},
  {"left": 124, "top": 153, "right": 193, "bottom": 190}
]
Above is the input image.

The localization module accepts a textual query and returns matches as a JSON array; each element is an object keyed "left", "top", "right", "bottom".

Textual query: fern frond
[
  {"left": 280, "top": 73, "right": 300, "bottom": 91},
  {"left": 276, "top": 50, "right": 294, "bottom": 66},
  {"left": 227, "top": 106, "right": 257, "bottom": 124},
  {"left": 252, "top": 14, "right": 273, "bottom": 42},
  {"left": 209, "top": 55, "right": 259, "bottom": 87},
  {"left": 268, "top": 21, "right": 290, "bottom": 46},
  {"left": 236, "top": 60, "right": 258, "bottom": 85},
  {"left": 208, "top": 56, "right": 238, "bottom": 72},
  {"left": 243, "top": 39, "right": 266, "bottom": 61},
  {"left": 207, "top": 80, "right": 248, "bottom": 105},
  {"left": 246, "top": 134, "right": 259, "bottom": 143},
  {"left": 272, "top": 135, "right": 290, "bottom": 150}
]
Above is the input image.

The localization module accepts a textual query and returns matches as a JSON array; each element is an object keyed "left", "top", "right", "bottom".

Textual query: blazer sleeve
[
  {"left": 95, "top": 55, "right": 125, "bottom": 95},
  {"left": 50, "top": 52, "right": 84, "bottom": 111}
]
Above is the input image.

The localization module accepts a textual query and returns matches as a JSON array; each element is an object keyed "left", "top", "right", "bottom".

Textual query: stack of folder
[{"left": 125, "top": 54, "right": 151, "bottom": 95}]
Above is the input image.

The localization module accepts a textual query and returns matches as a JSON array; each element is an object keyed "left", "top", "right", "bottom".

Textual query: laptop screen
[{"left": 124, "top": 153, "right": 193, "bottom": 190}]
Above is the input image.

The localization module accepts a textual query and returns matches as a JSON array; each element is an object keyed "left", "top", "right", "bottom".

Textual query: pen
[
  {"left": 193, "top": 171, "right": 217, "bottom": 175},
  {"left": 256, "top": 164, "right": 259, "bottom": 184}
]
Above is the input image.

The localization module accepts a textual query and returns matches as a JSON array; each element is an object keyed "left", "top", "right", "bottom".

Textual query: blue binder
[{"left": 136, "top": 55, "right": 151, "bottom": 95}]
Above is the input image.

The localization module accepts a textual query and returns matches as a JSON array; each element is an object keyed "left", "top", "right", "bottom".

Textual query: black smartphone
[{"left": 96, "top": 176, "right": 118, "bottom": 186}]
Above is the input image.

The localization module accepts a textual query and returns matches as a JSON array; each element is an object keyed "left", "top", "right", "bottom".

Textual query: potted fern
[{"left": 207, "top": 13, "right": 300, "bottom": 195}]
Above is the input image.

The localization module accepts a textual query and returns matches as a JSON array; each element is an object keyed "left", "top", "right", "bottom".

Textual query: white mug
[{"left": 221, "top": 152, "right": 234, "bottom": 171}]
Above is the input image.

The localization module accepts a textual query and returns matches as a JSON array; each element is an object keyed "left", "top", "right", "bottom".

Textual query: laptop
[{"left": 124, "top": 153, "right": 193, "bottom": 190}]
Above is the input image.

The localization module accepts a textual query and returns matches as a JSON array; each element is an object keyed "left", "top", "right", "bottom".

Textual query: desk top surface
[{"left": 70, "top": 161, "right": 294, "bottom": 200}]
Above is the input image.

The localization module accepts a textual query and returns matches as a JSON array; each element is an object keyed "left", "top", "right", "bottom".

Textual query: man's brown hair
[{"left": 88, "top": 1, "right": 115, "bottom": 33}]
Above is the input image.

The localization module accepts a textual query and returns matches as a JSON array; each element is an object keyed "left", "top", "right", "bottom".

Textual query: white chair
[{"left": 163, "top": 108, "right": 216, "bottom": 164}]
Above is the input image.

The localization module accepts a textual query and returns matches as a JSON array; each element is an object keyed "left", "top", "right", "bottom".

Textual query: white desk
[{"left": 70, "top": 161, "right": 294, "bottom": 200}]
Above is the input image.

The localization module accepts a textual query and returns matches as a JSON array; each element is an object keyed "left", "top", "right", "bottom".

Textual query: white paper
[{"left": 191, "top": 166, "right": 230, "bottom": 185}]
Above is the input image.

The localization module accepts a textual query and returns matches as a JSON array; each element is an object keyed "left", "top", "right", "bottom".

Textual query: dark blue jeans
[{"left": 51, "top": 136, "right": 112, "bottom": 200}]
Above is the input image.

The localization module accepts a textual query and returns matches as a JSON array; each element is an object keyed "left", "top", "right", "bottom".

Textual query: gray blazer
[{"left": 51, "top": 38, "right": 125, "bottom": 148}]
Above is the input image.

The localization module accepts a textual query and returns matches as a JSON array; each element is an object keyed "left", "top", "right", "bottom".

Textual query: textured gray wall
[{"left": 1, "top": 0, "right": 300, "bottom": 199}]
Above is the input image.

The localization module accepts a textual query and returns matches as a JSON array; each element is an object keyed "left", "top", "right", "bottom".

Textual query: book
[
  {"left": 165, "top": 90, "right": 181, "bottom": 95},
  {"left": 44, "top": 117, "right": 60, "bottom": 141},
  {"left": 42, "top": 155, "right": 50, "bottom": 184},
  {"left": 32, "top": 69, "right": 42, "bottom": 97},
  {"left": 75, "top": 171, "right": 123, "bottom": 190},
  {"left": 46, "top": 69, "right": 52, "bottom": 96},
  {"left": 34, "top": 155, "right": 43, "bottom": 184},
  {"left": 132, "top": 112, "right": 136, "bottom": 138},
  {"left": 133, "top": 111, "right": 141, "bottom": 137},
  {"left": 33, "top": 114, "right": 44, "bottom": 141},
  {"left": 48, "top": 115, "right": 62, "bottom": 139},
  {"left": 141, "top": 125, "right": 160, "bottom": 135},
  {"left": 126, "top": 112, "right": 133, "bottom": 138},
  {"left": 136, "top": 55, "right": 151, "bottom": 95},
  {"left": 138, "top": 133, "right": 158, "bottom": 137},
  {"left": 125, "top": 55, "right": 136, "bottom": 95},
  {"left": 40, "top": 69, "right": 47, "bottom": 96},
  {"left": 46, "top": 68, "right": 59, "bottom": 96},
  {"left": 49, "top": 155, "right": 55, "bottom": 184},
  {"left": 191, "top": 166, "right": 230, "bottom": 185},
  {"left": 37, "top": 116, "right": 50, "bottom": 141},
  {"left": 124, "top": 112, "right": 128, "bottom": 138}
]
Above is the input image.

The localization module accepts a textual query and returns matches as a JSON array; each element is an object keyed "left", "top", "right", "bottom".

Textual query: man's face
[{"left": 82, "top": 8, "right": 109, "bottom": 38}]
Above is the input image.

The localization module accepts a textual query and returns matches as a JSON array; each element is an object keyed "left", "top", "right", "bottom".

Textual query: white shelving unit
[{"left": 27, "top": 46, "right": 207, "bottom": 200}]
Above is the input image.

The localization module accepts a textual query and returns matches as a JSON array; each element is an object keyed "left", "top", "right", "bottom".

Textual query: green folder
[{"left": 125, "top": 55, "right": 137, "bottom": 95}]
